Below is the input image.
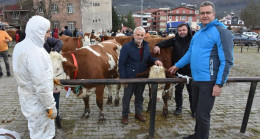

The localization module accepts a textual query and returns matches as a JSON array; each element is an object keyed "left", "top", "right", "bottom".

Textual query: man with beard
[{"left": 154, "top": 23, "right": 195, "bottom": 117}]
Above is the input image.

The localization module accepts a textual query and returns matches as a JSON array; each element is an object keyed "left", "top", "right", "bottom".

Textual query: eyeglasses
[{"left": 199, "top": 12, "right": 213, "bottom": 15}]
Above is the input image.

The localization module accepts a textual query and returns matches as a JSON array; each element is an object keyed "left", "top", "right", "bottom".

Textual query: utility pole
[{"left": 141, "top": 0, "right": 143, "bottom": 27}]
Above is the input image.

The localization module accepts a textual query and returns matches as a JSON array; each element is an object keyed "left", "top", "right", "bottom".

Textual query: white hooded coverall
[{"left": 12, "top": 16, "right": 56, "bottom": 139}]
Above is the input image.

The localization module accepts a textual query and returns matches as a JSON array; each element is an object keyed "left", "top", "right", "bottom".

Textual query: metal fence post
[
  {"left": 240, "top": 82, "right": 258, "bottom": 133},
  {"left": 149, "top": 83, "right": 158, "bottom": 138}
]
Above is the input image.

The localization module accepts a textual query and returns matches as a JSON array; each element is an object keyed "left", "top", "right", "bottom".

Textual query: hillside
[
  {"left": 0, "top": 0, "right": 251, "bottom": 18},
  {"left": 112, "top": 0, "right": 249, "bottom": 18}
]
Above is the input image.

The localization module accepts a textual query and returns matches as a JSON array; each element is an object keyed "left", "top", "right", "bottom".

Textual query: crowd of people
[{"left": 0, "top": 1, "right": 234, "bottom": 139}]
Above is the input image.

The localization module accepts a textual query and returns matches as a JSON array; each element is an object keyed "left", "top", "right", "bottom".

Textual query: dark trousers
[
  {"left": 0, "top": 50, "right": 10, "bottom": 74},
  {"left": 122, "top": 83, "right": 145, "bottom": 117},
  {"left": 53, "top": 92, "right": 60, "bottom": 118},
  {"left": 191, "top": 81, "right": 215, "bottom": 139},
  {"left": 175, "top": 83, "right": 192, "bottom": 111}
]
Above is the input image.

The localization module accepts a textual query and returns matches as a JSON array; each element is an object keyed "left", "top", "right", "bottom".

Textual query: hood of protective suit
[{"left": 25, "top": 15, "right": 50, "bottom": 47}]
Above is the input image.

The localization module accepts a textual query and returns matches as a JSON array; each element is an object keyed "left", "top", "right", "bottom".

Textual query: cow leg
[
  {"left": 106, "top": 85, "right": 113, "bottom": 105},
  {"left": 114, "top": 84, "right": 121, "bottom": 106},
  {"left": 162, "top": 83, "right": 171, "bottom": 117},
  {"left": 96, "top": 85, "right": 106, "bottom": 121},
  {"left": 82, "top": 96, "right": 90, "bottom": 118}
]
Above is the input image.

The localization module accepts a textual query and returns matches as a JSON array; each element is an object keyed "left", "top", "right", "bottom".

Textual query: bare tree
[{"left": 240, "top": 0, "right": 260, "bottom": 30}]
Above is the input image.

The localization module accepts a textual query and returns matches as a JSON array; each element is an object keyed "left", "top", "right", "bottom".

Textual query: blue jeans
[
  {"left": 122, "top": 83, "right": 145, "bottom": 117},
  {"left": 0, "top": 50, "right": 10, "bottom": 74},
  {"left": 191, "top": 81, "right": 215, "bottom": 139}
]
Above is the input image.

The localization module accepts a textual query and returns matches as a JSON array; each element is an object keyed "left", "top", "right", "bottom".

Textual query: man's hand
[
  {"left": 155, "top": 60, "right": 163, "bottom": 66},
  {"left": 46, "top": 107, "right": 57, "bottom": 119},
  {"left": 53, "top": 78, "right": 61, "bottom": 86},
  {"left": 212, "top": 85, "right": 222, "bottom": 97},
  {"left": 5, "top": 39, "right": 10, "bottom": 43},
  {"left": 153, "top": 46, "right": 160, "bottom": 54},
  {"left": 168, "top": 65, "right": 179, "bottom": 74}
]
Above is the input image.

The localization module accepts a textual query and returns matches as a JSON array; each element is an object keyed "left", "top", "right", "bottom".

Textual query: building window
[
  {"left": 189, "top": 16, "right": 192, "bottom": 22},
  {"left": 67, "top": 4, "right": 74, "bottom": 13},
  {"left": 183, "top": 10, "right": 186, "bottom": 13},
  {"left": 195, "top": 10, "right": 199, "bottom": 14},
  {"left": 12, "top": 11, "right": 19, "bottom": 19},
  {"left": 53, "top": 21, "right": 59, "bottom": 29},
  {"left": 190, "top": 10, "right": 193, "bottom": 14},
  {"left": 176, "top": 16, "right": 179, "bottom": 21},
  {"left": 38, "top": 6, "right": 43, "bottom": 13},
  {"left": 180, "top": 16, "right": 187, "bottom": 20},
  {"left": 176, "top": 10, "right": 179, "bottom": 13},
  {"left": 68, "top": 21, "right": 75, "bottom": 32},
  {"left": 93, "top": 3, "right": 100, "bottom": 6},
  {"left": 169, "top": 16, "right": 172, "bottom": 20},
  {"left": 157, "top": 13, "right": 160, "bottom": 15},
  {"left": 52, "top": 4, "right": 58, "bottom": 13}
]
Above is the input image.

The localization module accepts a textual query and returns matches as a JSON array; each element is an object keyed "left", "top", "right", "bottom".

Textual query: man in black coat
[
  {"left": 44, "top": 37, "right": 63, "bottom": 128},
  {"left": 154, "top": 23, "right": 195, "bottom": 117}
]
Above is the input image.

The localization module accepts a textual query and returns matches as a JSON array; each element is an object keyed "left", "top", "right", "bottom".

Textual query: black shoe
[
  {"left": 55, "top": 116, "right": 62, "bottom": 129},
  {"left": 7, "top": 72, "right": 11, "bottom": 77},
  {"left": 174, "top": 107, "right": 182, "bottom": 115},
  {"left": 183, "top": 134, "right": 194, "bottom": 139},
  {"left": 0, "top": 72, "right": 3, "bottom": 77}
]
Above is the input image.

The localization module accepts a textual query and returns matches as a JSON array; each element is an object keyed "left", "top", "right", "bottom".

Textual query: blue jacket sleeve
[{"left": 216, "top": 28, "right": 234, "bottom": 85}]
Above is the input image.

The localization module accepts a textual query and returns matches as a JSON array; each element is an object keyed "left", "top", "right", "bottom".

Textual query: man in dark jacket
[
  {"left": 63, "top": 26, "right": 72, "bottom": 37},
  {"left": 154, "top": 23, "right": 194, "bottom": 117},
  {"left": 119, "top": 26, "right": 163, "bottom": 125},
  {"left": 44, "top": 37, "right": 63, "bottom": 129}
]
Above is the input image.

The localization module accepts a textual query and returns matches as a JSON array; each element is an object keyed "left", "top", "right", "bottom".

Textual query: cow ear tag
[{"left": 66, "top": 87, "right": 71, "bottom": 98}]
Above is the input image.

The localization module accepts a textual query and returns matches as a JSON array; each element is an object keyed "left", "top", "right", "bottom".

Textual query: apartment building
[{"left": 33, "top": 0, "right": 112, "bottom": 33}]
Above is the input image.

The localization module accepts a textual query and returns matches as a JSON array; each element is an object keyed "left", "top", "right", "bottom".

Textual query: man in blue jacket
[
  {"left": 119, "top": 26, "right": 163, "bottom": 125},
  {"left": 169, "top": 1, "right": 234, "bottom": 139}
]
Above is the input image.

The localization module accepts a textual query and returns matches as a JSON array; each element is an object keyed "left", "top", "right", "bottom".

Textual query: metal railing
[{"left": 60, "top": 77, "right": 260, "bottom": 138}]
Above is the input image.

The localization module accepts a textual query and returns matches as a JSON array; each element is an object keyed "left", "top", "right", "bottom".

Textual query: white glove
[{"left": 46, "top": 107, "right": 57, "bottom": 119}]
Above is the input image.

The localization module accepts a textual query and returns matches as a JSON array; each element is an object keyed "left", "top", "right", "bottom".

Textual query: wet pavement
[{"left": 0, "top": 47, "right": 260, "bottom": 139}]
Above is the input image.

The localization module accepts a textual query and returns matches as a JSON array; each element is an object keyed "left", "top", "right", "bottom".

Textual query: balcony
[{"left": 169, "top": 13, "right": 196, "bottom": 16}]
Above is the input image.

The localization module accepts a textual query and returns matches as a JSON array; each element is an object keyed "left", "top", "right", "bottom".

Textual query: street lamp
[{"left": 141, "top": 0, "right": 143, "bottom": 27}]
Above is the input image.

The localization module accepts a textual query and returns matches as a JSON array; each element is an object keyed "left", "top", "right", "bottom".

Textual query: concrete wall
[{"left": 81, "top": 0, "right": 112, "bottom": 33}]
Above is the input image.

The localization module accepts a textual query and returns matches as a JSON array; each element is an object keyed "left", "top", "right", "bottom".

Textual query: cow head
[
  {"left": 148, "top": 65, "right": 166, "bottom": 101},
  {"left": 50, "top": 51, "right": 77, "bottom": 80}
]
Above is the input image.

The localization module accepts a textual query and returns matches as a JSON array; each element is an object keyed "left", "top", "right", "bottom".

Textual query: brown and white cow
[
  {"left": 50, "top": 40, "right": 122, "bottom": 120},
  {"left": 60, "top": 35, "right": 84, "bottom": 52}
]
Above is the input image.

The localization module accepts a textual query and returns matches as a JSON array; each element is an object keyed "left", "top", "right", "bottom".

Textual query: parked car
[
  {"left": 233, "top": 33, "right": 257, "bottom": 46},
  {"left": 243, "top": 32, "right": 259, "bottom": 38}
]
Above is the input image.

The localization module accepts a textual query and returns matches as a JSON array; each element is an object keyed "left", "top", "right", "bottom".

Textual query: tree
[
  {"left": 112, "top": 6, "right": 121, "bottom": 32},
  {"left": 240, "top": 0, "right": 260, "bottom": 30},
  {"left": 125, "top": 11, "right": 135, "bottom": 30}
]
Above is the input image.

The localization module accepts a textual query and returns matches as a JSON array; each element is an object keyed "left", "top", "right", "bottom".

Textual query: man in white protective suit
[{"left": 12, "top": 16, "right": 57, "bottom": 139}]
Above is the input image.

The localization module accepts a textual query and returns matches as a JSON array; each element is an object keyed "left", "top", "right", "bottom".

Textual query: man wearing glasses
[{"left": 169, "top": 1, "right": 234, "bottom": 139}]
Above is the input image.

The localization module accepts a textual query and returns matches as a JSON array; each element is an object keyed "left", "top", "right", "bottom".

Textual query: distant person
[
  {"left": 15, "top": 26, "right": 22, "bottom": 43},
  {"left": 145, "top": 30, "right": 150, "bottom": 37},
  {"left": 63, "top": 26, "right": 72, "bottom": 37},
  {"left": 59, "top": 28, "right": 65, "bottom": 36},
  {"left": 76, "top": 29, "right": 84, "bottom": 38},
  {"left": 0, "top": 24, "right": 12, "bottom": 77},
  {"left": 73, "top": 28, "right": 78, "bottom": 37},
  {"left": 125, "top": 30, "right": 132, "bottom": 36},
  {"left": 53, "top": 28, "right": 59, "bottom": 39}
]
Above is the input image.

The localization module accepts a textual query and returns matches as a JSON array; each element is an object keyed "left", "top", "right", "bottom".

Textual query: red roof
[
  {"left": 4, "top": 3, "right": 30, "bottom": 11},
  {"left": 136, "top": 8, "right": 159, "bottom": 14}
]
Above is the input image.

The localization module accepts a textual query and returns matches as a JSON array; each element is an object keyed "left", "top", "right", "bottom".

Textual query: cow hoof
[
  {"left": 99, "top": 113, "right": 106, "bottom": 121},
  {"left": 163, "top": 107, "right": 168, "bottom": 117},
  {"left": 106, "top": 97, "right": 113, "bottom": 105},
  {"left": 114, "top": 99, "right": 119, "bottom": 106}
]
